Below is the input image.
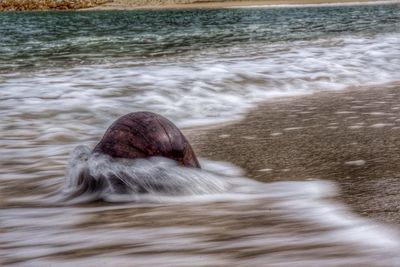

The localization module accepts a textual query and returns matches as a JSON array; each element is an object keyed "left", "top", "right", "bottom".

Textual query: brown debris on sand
[{"left": 0, "top": 0, "right": 110, "bottom": 11}]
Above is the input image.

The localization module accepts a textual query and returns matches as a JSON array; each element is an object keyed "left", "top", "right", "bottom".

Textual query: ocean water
[{"left": 1, "top": 3, "right": 400, "bottom": 266}]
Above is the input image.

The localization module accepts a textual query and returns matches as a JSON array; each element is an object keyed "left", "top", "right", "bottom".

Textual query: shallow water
[
  {"left": 2, "top": 155, "right": 400, "bottom": 266},
  {"left": 1, "top": 4, "right": 400, "bottom": 127},
  {"left": 1, "top": 3, "right": 400, "bottom": 266}
]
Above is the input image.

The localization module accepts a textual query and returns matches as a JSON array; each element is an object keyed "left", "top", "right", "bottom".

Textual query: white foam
[
  {"left": 61, "top": 146, "right": 235, "bottom": 202},
  {"left": 257, "top": 168, "right": 273, "bottom": 172},
  {"left": 11, "top": 153, "right": 398, "bottom": 266},
  {"left": 348, "top": 125, "right": 364, "bottom": 129},
  {"left": 370, "top": 123, "right": 395, "bottom": 128},
  {"left": 284, "top": 127, "right": 304, "bottom": 131},
  {"left": 345, "top": 160, "right": 366, "bottom": 166},
  {"left": 2, "top": 148, "right": 400, "bottom": 266},
  {"left": 1, "top": 32, "right": 399, "bottom": 134}
]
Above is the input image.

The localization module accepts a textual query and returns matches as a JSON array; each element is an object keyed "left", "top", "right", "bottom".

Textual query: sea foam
[{"left": 1, "top": 33, "right": 399, "bottom": 132}]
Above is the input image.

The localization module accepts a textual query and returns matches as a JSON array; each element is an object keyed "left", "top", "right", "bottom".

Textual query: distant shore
[
  {"left": 0, "top": 0, "right": 397, "bottom": 11},
  {"left": 0, "top": 0, "right": 107, "bottom": 11},
  {"left": 187, "top": 82, "right": 400, "bottom": 226},
  {"left": 88, "top": 0, "right": 398, "bottom": 10}
]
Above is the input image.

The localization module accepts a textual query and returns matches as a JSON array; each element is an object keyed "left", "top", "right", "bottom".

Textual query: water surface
[{"left": 1, "top": 4, "right": 400, "bottom": 266}]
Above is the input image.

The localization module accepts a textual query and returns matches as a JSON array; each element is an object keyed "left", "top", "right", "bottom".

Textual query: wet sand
[
  {"left": 88, "top": 0, "right": 395, "bottom": 10},
  {"left": 187, "top": 83, "right": 400, "bottom": 225}
]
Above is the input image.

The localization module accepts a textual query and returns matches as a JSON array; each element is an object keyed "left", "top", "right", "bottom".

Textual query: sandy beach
[
  {"left": 1, "top": 0, "right": 397, "bottom": 13},
  {"left": 186, "top": 82, "right": 400, "bottom": 225},
  {"left": 87, "top": 0, "right": 397, "bottom": 10}
]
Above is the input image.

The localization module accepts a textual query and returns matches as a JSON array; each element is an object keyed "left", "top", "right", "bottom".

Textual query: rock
[{"left": 94, "top": 112, "right": 201, "bottom": 168}]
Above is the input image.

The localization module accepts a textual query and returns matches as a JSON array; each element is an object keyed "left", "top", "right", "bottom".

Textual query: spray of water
[{"left": 62, "top": 145, "right": 234, "bottom": 203}]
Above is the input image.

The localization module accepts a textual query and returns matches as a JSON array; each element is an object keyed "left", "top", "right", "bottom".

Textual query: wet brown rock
[{"left": 94, "top": 112, "right": 201, "bottom": 168}]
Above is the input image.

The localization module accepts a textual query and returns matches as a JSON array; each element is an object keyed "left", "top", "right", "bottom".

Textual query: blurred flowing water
[{"left": 1, "top": 3, "right": 400, "bottom": 266}]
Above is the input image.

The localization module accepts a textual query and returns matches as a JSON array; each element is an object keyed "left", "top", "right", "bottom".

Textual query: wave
[
  {"left": 2, "top": 32, "right": 400, "bottom": 130},
  {"left": 46, "top": 145, "right": 400, "bottom": 267},
  {"left": 61, "top": 145, "right": 338, "bottom": 204},
  {"left": 61, "top": 146, "right": 236, "bottom": 203}
]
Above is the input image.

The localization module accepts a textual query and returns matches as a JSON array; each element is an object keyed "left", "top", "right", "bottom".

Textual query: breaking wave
[{"left": 61, "top": 145, "right": 238, "bottom": 202}]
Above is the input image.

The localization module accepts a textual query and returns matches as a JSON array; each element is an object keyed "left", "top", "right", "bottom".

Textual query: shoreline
[
  {"left": 187, "top": 82, "right": 400, "bottom": 226},
  {"left": 1, "top": 0, "right": 397, "bottom": 13},
  {"left": 87, "top": 0, "right": 398, "bottom": 11}
]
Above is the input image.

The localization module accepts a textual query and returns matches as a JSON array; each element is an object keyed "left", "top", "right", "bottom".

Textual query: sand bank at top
[
  {"left": 0, "top": 0, "right": 109, "bottom": 11},
  {"left": 1, "top": 0, "right": 395, "bottom": 11},
  {"left": 88, "top": 0, "right": 398, "bottom": 10}
]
